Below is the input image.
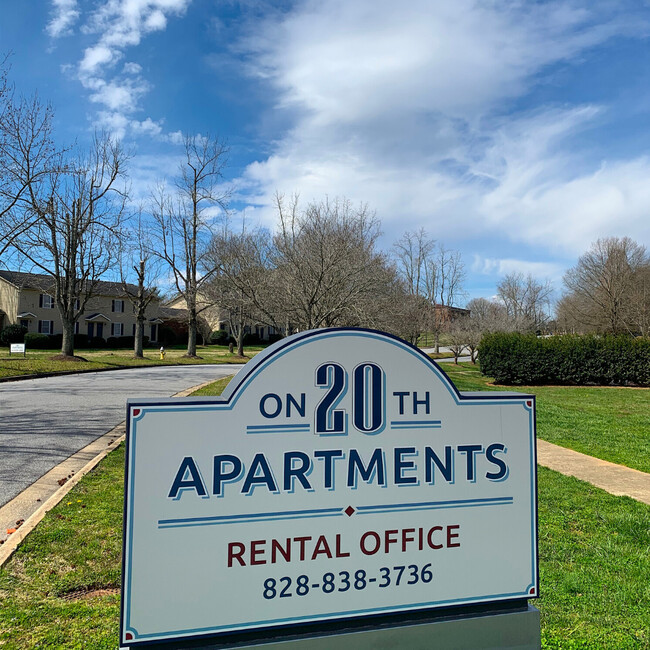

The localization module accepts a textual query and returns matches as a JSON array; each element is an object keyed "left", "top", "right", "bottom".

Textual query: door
[
  {"left": 88, "top": 322, "right": 95, "bottom": 338},
  {"left": 96, "top": 322, "right": 104, "bottom": 339}
]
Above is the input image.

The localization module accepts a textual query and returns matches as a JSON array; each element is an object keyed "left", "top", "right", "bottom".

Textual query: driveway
[{"left": 0, "top": 364, "right": 239, "bottom": 507}]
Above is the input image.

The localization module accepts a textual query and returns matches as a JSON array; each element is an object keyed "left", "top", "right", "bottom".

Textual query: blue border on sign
[{"left": 120, "top": 327, "right": 538, "bottom": 646}]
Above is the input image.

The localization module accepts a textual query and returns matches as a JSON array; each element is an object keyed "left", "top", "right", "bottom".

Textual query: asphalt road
[{"left": 0, "top": 365, "right": 239, "bottom": 507}]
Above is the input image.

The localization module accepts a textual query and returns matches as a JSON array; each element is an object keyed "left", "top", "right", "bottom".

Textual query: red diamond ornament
[{"left": 344, "top": 506, "right": 355, "bottom": 517}]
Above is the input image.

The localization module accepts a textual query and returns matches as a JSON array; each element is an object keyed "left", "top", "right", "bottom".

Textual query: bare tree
[
  {"left": 463, "top": 297, "right": 512, "bottom": 363},
  {"left": 562, "top": 237, "right": 649, "bottom": 335},
  {"left": 392, "top": 229, "right": 436, "bottom": 345},
  {"left": 428, "top": 244, "right": 466, "bottom": 351},
  {"left": 196, "top": 314, "right": 213, "bottom": 346},
  {"left": 5, "top": 134, "right": 128, "bottom": 357},
  {"left": 205, "top": 223, "right": 275, "bottom": 356},
  {"left": 628, "top": 263, "right": 650, "bottom": 337},
  {"left": 392, "top": 231, "right": 466, "bottom": 350},
  {"left": 119, "top": 209, "right": 162, "bottom": 357},
  {"left": 444, "top": 321, "right": 468, "bottom": 364},
  {"left": 272, "top": 194, "right": 387, "bottom": 331},
  {"left": 150, "top": 134, "right": 229, "bottom": 357},
  {"left": 0, "top": 78, "right": 61, "bottom": 258},
  {"left": 392, "top": 229, "right": 436, "bottom": 299},
  {"left": 497, "top": 272, "right": 553, "bottom": 332}
]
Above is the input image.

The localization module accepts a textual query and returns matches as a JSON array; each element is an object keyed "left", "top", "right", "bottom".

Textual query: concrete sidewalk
[{"left": 536, "top": 439, "right": 650, "bottom": 505}]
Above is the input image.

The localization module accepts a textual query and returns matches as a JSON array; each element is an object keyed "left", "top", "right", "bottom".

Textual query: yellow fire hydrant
[{"left": 159, "top": 346, "right": 166, "bottom": 360}]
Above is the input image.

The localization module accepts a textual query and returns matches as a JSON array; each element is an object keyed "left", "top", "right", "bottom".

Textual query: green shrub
[
  {"left": 24, "top": 332, "right": 52, "bottom": 349},
  {"left": 89, "top": 336, "right": 106, "bottom": 348},
  {"left": 49, "top": 333, "right": 63, "bottom": 349},
  {"left": 210, "top": 330, "right": 233, "bottom": 346},
  {"left": 243, "top": 332, "right": 263, "bottom": 346},
  {"left": 73, "top": 333, "right": 89, "bottom": 349},
  {"left": 1, "top": 324, "right": 27, "bottom": 346},
  {"left": 479, "top": 333, "right": 650, "bottom": 386}
]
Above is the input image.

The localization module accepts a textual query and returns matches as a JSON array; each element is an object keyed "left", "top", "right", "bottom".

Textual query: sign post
[{"left": 121, "top": 328, "right": 539, "bottom": 648}]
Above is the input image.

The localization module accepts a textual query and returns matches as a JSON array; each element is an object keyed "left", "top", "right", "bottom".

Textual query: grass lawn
[
  {"left": 0, "top": 443, "right": 647, "bottom": 648},
  {"left": 0, "top": 366, "right": 648, "bottom": 647},
  {"left": 0, "top": 345, "right": 264, "bottom": 379},
  {"left": 442, "top": 362, "right": 650, "bottom": 474}
]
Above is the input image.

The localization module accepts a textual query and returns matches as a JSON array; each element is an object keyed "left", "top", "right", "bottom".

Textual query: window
[
  {"left": 111, "top": 322, "right": 123, "bottom": 337},
  {"left": 39, "top": 294, "right": 54, "bottom": 309},
  {"left": 74, "top": 298, "right": 80, "bottom": 311},
  {"left": 112, "top": 299, "right": 124, "bottom": 313},
  {"left": 150, "top": 324, "right": 158, "bottom": 342},
  {"left": 38, "top": 320, "right": 54, "bottom": 335}
]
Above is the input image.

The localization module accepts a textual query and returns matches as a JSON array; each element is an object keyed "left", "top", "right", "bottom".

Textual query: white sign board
[
  {"left": 10, "top": 343, "right": 25, "bottom": 354},
  {"left": 121, "top": 328, "right": 538, "bottom": 647}
]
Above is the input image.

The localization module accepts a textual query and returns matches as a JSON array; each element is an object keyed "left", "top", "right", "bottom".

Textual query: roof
[
  {"left": 158, "top": 305, "right": 188, "bottom": 321},
  {"left": 0, "top": 270, "right": 143, "bottom": 298},
  {"left": 84, "top": 313, "right": 111, "bottom": 322}
]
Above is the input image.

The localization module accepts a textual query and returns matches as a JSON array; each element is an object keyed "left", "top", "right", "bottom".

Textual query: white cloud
[
  {"left": 481, "top": 156, "right": 650, "bottom": 255},
  {"left": 472, "top": 256, "right": 565, "bottom": 280},
  {"left": 235, "top": 0, "right": 650, "bottom": 256},
  {"left": 166, "top": 130, "right": 184, "bottom": 145},
  {"left": 80, "top": 45, "right": 115, "bottom": 74},
  {"left": 131, "top": 117, "right": 164, "bottom": 138},
  {"left": 123, "top": 62, "right": 142, "bottom": 75},
  {"left": 71, "top": 0, "right": 191, "bottom": 139},
  {"left": 47, "top": 0, "right": 80, "bottom": 38},
  {"left": 88, "top": 77, "right": 149, "bottom": 112}
]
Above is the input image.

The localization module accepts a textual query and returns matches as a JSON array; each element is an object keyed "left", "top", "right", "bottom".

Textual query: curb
[
  {"left": 0, "top": 377, "right": 221, "bottom": 568},
  {"left": 0, "top": 426, "right": 126, "bottom": 567}
]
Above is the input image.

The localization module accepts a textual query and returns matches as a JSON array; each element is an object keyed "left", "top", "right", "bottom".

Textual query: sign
[
  {"left": 121, "top": 328, "right": 538, "bottom": 647},
  {"left": 10, "top": 343, "right": 25, "bottom": 356}
]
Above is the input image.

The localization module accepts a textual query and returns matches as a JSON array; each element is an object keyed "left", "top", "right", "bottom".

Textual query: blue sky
[{"left": 2, "top": 0, "right": 650, "bottom": 304}]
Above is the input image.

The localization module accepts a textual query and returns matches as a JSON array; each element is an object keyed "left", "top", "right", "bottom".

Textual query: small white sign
[
  {"left": 10, "top": 343, "right": 25, "bottom": 354},
  {"left": 121, "top": 328, "right": 538, "bottom": 647}
]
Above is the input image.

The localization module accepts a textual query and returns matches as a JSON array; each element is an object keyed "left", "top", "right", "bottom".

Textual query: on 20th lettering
[{"left": 227, "top": 525, "right": 461, "bottom": 568}]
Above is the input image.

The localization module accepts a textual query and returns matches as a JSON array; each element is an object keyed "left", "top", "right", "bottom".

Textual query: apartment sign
[{"left": 121, "top": 328, "right": 538, "bottom": 647}]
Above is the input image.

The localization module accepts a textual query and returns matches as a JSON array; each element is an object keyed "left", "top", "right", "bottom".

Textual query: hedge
[
  {"left": 24, "top": 332, "right": 54, "bottom": 349},
  {"left": 478, "top": 333, "right": 650, "bottom": 386},
  {"left": 0, "top": 324, "right": 27, "bottom": 346}
]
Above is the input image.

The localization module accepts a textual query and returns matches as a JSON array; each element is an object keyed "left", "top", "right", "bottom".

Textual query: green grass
[
  {"left": 1, "top": 367, "right": 648, "bottom": 647},
  {"left": 0, "top": 345, "right": 264, "bottom": 379},
  {"left": 0, "top": 446, "right": 124, "bottom": 648},
  {"left": 441, "top": 362, "right": 650, "bottom": 474},
  {"left": 0, "top": 445, "right": 647, "bottom": 648},
  {"left": 537, "top": 467, "right": 650, "bottom": 648},
  {"left": 190, "top": 375, "right": 233, "bottom": 396},
  {"left": 416, "top": 332, "right": 452, "bottom": 348}
]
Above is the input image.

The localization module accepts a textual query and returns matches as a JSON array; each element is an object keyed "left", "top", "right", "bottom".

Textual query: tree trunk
[
  {"left": 61, "top": 318, "right": 75, "bottom": 357},
  {"left": 237, "top": 307, "right": 244, "bottom": 357},
  {"left": 187, "top": 309, "right": 198, "bottom": 357},
  {"left": 134, "top": 320, "right": 144, "bottom": 358}
]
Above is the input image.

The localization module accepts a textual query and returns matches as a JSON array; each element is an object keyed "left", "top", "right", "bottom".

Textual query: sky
[{"left": 2, "top": 0, "right": 650, "bottom": 304}]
